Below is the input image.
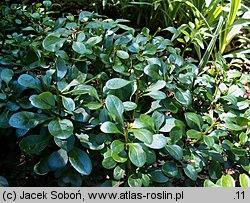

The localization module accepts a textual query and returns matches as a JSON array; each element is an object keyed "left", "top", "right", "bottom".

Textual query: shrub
[{"left": 0, "top": 1, "right": 249, "bottom": 187}]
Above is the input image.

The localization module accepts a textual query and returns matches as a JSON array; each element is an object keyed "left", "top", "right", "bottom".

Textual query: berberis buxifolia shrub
[{"left": 0, "top": 1, "right": 249, "bottom": 187}]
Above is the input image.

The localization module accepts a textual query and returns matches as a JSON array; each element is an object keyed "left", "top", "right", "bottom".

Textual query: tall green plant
[{"left": 219, "top": 0, "right": 241, "bottom": 54}]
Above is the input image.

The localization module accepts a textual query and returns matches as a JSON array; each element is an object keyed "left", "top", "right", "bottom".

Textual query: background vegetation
[{"left": 0, "top": 0, "right": 249, "bottom": 187}]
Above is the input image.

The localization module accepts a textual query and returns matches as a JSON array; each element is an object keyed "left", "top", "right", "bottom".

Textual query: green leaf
[
  {"left": 144, "top": 64, "right": 162, "bottom": 80},
  {"left": 42, "top": 35, "right": 66, "bottom": 52},
  {"left": 159, "top": 117, "right": 176, "bottom": 132},
  {"left": 69, "top": 85, "right": 100, "bottom": 101},
  {"left": 162, "top": 162, "right": 178, "bottom": 177},
  {"left": 86, "top": 36, "right": 102, "bottom": 45},
  {"left": 209, "top": 161, "right": 222, "bottom": 180},
  {"left": 106, "top": 78, "right": 132, "bottom": 90},
  {"left": 105, "top": 95, "right": 124, "bottom": 125},
  {"left": 62, "top": 96, "right": 75, "bottom": 111},
  {"left": 145, "top": 134, "right": 167, "bottom": 149},
  {"left": 69, "top": 147, "right": 92, "bottom": 175},
  {"left": 165, "top": 145, "right": 183, "bottom": 161},
  {"left": 85, "top": 102, "right": 102, "bottom": 110},
  {"left": 111, "top": 140, "right": 124, "bottom": 152},
  {"left": 186, "top": 129, "right": 202, "bottom": 139},
  {"left": 100, "top": 121, "right": 123, "bottom": 134},
  {"left": 204, "top": 136, "right": 215, "bottom": 147},
  {"left": 129, "top": 143, "right": 146, "bottom": 167},
  {"left": 29, "top": 92, "right": 56, "bottom": 109},
  {"left": 123, "top": 101, "right": 137, "bottom": 111},
  {"left": 152, "top": 111, "right": 165, "bottom": 131},
  {"left": 203, "top": 179, "right": 218, "bottom": 187},
  {"left": 116, "top": 50, "right": 129, "bottom": 59},
  {"left": 72, "top": 41, "right": 87, "bottom": 55},
  {"left": 34, "top": 158, "right": 49, "bottom": 175},
  {"left": 143, "top": 90, "right": 166, "bottom": 100},
  {"left": 239, "top": 174, "right": 250, "bottom": 187},
  {"left": 183, "top": 164, "right": 198, "bottom": 181},
  {"left": 143, "top": 44, "right": 157, "bottom": 55},
  {"left": 0, "top": 176, "right": 8, "bottom": 187},
  {"left": 175, "top": 88, "right": 192, "bottom": 106},
  {"left": 102, "top": 157, "right": 117, "bottom": 169},
  {"left": 128, "top": 174, "right": 142, "bottom": 187},
  {"left": 130, "top": 128, "right": 153, "bottom": 144},
  {"left": 1, "top": 68, "right": 14, "bottom": 85},
  {"left": 111, "top": 151, "right": 128, "bottom": 163},
  {"left": 184, "top": 112, "right": 203, "bottom": 130},
  {"left": 56, "top": 56, "right": 67, "bottom": 79},
  {"left": 146, "top": 80, "right": 166, "bottom": 92},
  {"left": 48, "top": 149, "right": 68, "bottom": 170},
  {"left": 150, "top": 169, "right": 169, "bottom": 183},
  {"left": 224, "top": 122, "right": 242, "bottom": 131},
  {"left": 221, "top": 174, "right": 235, "bottom": 187},
  {"left": 113, "top": 164, "right": 126, "bottom": 180},
  {"left": 48, "top": 119, "right": 74, "bottom": 139},
  {"left": 18, "top": 74, "right": 41, "bottom": 90},
  {"left": 9, "top": 111, "right": 48, "bottom": 129},
  {"left": 54, "top": 136, "right": 75, "bottom": 152},
  {"left": 19, "top": 134, "right": 50, "bottom": 155}
]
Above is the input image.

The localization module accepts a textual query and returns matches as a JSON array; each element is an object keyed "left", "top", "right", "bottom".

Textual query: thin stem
[
  {"left": 132, "top": 78, "right": 140, "bottom": 120},
  {"left": 124, "top": 125, "right": 131, "bottom": 170},
  {"left": 190, "top": 117, "right": 220, "bottom": 144}
]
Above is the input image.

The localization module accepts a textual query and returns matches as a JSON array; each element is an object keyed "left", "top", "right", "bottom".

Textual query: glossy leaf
[
  {"left": 48, "top": 149, "right": 68, "bottom": 170},
  {"left": 56, "top": 56, "right": 67, "bottom": 79},
  {"left": 69, "top": 147, "right": 92, "bottom": 175},
  {"left": 105, "top": 95, "right": 124, "bottom": 125},
  {"left": 29, "top": 92, "right": 56, "bottom": 109},
  {"left": 162, "top": 162, "right": 178, "bottom": 177},
  {"left": 100, "top": 121, "right": 123, "bottom": 134},
  {"left": 62, "top": 96, "right": 75, "bottom": 111},
  {"left": 128, "top": 174, "right": 142, "bottom": 187},
  {"left": 165, "top": 145, "right": 183, "bottom": 161},
  {"left": 183, "top": 164, "right": 198, "bottom": 181},
  {"left": 9, "top": 111, "right": 48, "bottom": 129},
  {"left": 239, "top": 174, "right": 250, "bottom": 187},
  {"left": 129, "top": 128, "right": 153, "bottom": 144},
  {"left": 48, "top": 119, "right": 74, "bottom": 139},
  {"left": 145, "top": 134, "right": 167, "bottom": 149},
  {"left": 106, "top": 78, "right": 132, "bottom": 90},
  {"left": 129, "top": 143, "right": 146, "bottom": 167},
  {"left": 43, "top": 35, "right": 66, "bottom": 52}
]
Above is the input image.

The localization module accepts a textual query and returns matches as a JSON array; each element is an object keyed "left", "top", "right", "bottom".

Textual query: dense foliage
[{"left": 0, "top": 1, "right": 249, "bottom": 187}]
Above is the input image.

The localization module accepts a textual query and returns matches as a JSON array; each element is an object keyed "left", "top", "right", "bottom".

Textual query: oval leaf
[
  {"left": 48, "top": 119, "right": 74, "bottom": 139},
  {"left": 69, "top": 147, "right": 92, "bottom": 175},
  {"left": 165, "top": 145, "right": 183, "bottom": 161},
  {"left": 48, "top": 149, "right": 68, "bottom": 170},
  {"left": 129, "top": 143, "right": 146, "bottom": 167}
]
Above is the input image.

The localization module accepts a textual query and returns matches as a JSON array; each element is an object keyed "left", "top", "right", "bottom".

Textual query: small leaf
[
  {"left": 123, "top": 101, "right": 137, "bottom": 111},
  {"left": 48, "top": 149, "right": 68, "bottom": 170},
  {"left": 116, "top": 50, "right": 129, "bottom": 59},
  {"left": 72, "top": 41, "right": 86, "bottom": 54},
  {"left": 128, "top": 174, "right": 142, "bottom": 187},
  {"left": 29, "top": 92, "right": 56, "bottom": 109},
  {"left": 56, "top": 56, "right": 67, "bottom": 79},
  {"left": 48, "top": 119, "right": 74, "bottom": 139},
  {"left": 69, "top": 147, "right": 92, "bottom": 175},
  {"left": 146, "top": 80, "right": 166, "bottom": 92},
  {"left": 1, "top": 68, "right": 14, "bottom": 85},
  {"left": 145, "top": 134, "right": 167, "bottom": 149},
  {"left": 143, "top": 90, "right": 166, "bottom": 100},
  {"left": 221, "top": 174, "right": 235, "bottom": 187},
  {"left": 184, "top": 112, "right": 203, "bottom": 130},
  {"left": 183, "top": 164, "right": 198, "bottom": 181},
  {"left": 130, "top": 128, "right": 153, "bottom": 144},
  {"left": 144, "top": 64, "right": 162, "bottom": 80},
  {"left": 111, "top": 140, "right": 125, "bottom": 152},
  {"left": 19, "top": 134, "right": 50, "bottom": 155},
  {"left": 86, "top": 36, "right": 102, "bottom": 45},
  {"left": 239, "top": 174, "right": 250, "bottom": 187},
  {"left": 129, "top": 143, "right": 146, "bottom": 167},
  {"left": 150, "top": 169, "right": 169, "bottom": 183},
  {"left": 62, "top": 96, "right": 75, "bottom": 111},
  {"left": 42, "top": 35, "right": 66, "bottom": 52},
  {"left": 113, "top": 164, "right": 126, "bottom": 180},
  {"left": 18, "top": 74, "right": 41, "bottom": 90},
  {"left": 186, "top": 129, "right": 202, "bottom": 139},
  {"left": 106, "top": 78, "right": 132, "bottom": 90},
  {"left": 209, "top": 161, "right": 222, "bottom": 180},
  {"left": 100, "top": 121, "right": 123, "bottom": 134},
  {"left": 9, "top": 111, "right": 48, "bottom": 129},
  {"left": 162, "top": 162, "right": 178, "bottom": 177},
  {"left": 204, "top": 136, "right": 215, "bottom": 147},
  {"left": 165, "top": 145, "right": 183, "bottom": 161},
  {"left": 143, "top": 44, "right": 157, "bottom": 55},
  {"left": 0, "top": 176, "right": 8, "bottom": 187},
  {"left": 175, "top": 88, "right": 192, "bottom": 106},
  {"left": 54, "top": 136, "right": 75, "bottom": 152},
  {"left": 105, "top": 95, "right": 124, "bottom": 125},
  {"left": 102, "top": 157, "right": 117, "bottom": 169}
]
